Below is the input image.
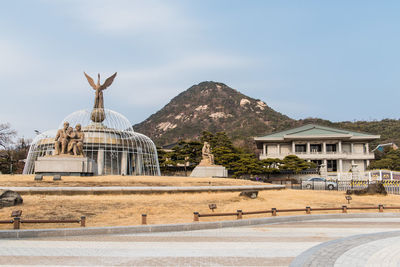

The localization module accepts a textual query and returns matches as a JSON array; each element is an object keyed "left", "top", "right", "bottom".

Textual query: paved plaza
[{"left": 1, "top": 215, "right": 400, "bottom": 266}]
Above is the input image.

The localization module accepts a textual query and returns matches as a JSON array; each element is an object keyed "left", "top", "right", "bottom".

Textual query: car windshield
[{"left": 310, "top": 178, "right": 324, "bottom": 181}]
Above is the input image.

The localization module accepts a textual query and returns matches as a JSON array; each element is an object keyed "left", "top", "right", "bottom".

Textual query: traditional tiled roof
[{"left": 254, "top": 124, "right": 380, "bottom": 141}]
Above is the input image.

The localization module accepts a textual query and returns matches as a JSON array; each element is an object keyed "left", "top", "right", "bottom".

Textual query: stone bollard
[
  {"left": 53, "top": 175, "right": 61, "bottom": 181},
  {"left": 193, "top": 212, "right": 199, "bottom": 222},
  {"left": 80, "top": 216, "right": 86, "bottom": 227},
  {"left": 379, "top": 204, "right": 384, "bottom": 212},
  {"left": 34, "top": 174, "right": 43, "bottom": 181},
  {"left": 342, "top": 205, "right": 347, "bottom": 213},
  {"left": 13, "top": 217, "right": 20, "bottom": 230},
  {"left": 142, "top": 214, "right": 147, "bottom": 225},
  {"left": 306, "top": 207, "right": 311, "bottom": 214},
  {"left": 272, "top": 208, "right": 277, "bottom": 216},
  {"left": 237, "top": 210, "right": 243, "bottom": 220}
]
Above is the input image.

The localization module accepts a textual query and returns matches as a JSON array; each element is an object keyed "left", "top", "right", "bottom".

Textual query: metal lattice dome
[{"left": 23, "top": 108, "right": 160, "bottom": 176}]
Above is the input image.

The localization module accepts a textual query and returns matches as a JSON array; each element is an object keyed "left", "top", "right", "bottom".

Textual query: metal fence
[{"left": 272, "top": 180, "right": 400, "bottom": 195}]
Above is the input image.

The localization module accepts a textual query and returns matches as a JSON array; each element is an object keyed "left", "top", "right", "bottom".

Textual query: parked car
[{"left": 303, "top": 177, "right": 337, "bottom": 190}]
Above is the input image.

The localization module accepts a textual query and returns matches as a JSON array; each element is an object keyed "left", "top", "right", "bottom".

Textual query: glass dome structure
[{"left": 23, "top": 108, "right": 160, "bottom": 176}]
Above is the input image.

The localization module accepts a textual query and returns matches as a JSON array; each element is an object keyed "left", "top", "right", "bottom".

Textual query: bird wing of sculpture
[
  {"left": 84, "top": 72, "right": 97, "bottom": 90},
  {"left": 100, "top": 72, "right": 117, "bottom": 90}
]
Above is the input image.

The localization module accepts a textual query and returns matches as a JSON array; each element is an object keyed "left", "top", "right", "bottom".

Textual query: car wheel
[
  {"left": 327, "top": 184, "right": 334, "bottom": 190},
  {"left": 306, "top": 184, "right": 312, "bottom": 189}
]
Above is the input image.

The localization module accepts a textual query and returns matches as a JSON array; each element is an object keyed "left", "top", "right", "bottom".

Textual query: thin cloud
[{"left": 63, "top": 0, "right": 194, "bottom": 35}]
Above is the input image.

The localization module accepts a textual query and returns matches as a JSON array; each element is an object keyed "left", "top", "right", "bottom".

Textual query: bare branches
[{"left": 0, "top": 123, "right": 17, "bottom": 149}]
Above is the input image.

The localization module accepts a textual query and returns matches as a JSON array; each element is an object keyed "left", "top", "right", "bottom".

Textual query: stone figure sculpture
[
  {"left": 54, "top": 122, "right": 85, "bottom": 156},
  {"left": 84, "top": 72, "right": 117, "bottom": 123},
  {"left": 54, "top": 122, "right": 70, "bottom": 155},
  {"left": 67, "top": 124, "right": 85, "bottom": 156},
  {"left": 201, "top": 141, "right": 215, "bottom": 165}
]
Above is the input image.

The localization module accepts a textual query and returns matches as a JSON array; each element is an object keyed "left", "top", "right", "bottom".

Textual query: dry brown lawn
[
  {"left": 0, "top": 189, "right": 399, "bottom": 230},
  {"left": 0, "top": 175, "right": 264, "bottom": 187}
]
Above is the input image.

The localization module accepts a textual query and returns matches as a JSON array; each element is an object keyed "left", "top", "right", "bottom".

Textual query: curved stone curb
[
  {"left": 1, "top": 185, "right": 285, "bottom": 195},
  {"left": 1, "top": 212, "right": 399, "bottom": 239},
  {"left": 290, "top": 229, "right": 400, "bottom": 267}
]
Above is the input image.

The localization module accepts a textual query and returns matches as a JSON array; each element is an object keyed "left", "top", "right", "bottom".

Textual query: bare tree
[{"left": 0, "top": 123, "right": 16, "bottom": 149}]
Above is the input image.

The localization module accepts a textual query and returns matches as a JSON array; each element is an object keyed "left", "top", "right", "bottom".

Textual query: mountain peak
[{"left": 133, "top": 81, "right": 295, "bottom": 147}]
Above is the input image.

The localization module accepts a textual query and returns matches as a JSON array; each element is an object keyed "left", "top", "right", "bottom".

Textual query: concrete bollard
[
  {"left": 272, "top": 208, "right": 277, "bottom": 216},
  {"left": 13, "top": 217, "right": 20, "bottom": 230},
  {"left": 379, "top": 204, "right": 384, "bottom": 212},
  {"left": 237, "top": 210, "right": 243, "bottom": 220},
  {"left": 142, "top": 214, "right": 147, "bottom": 225},
  {"left": 80, "top": 216, "right": 86, "bottom": 227},
  {"left": 342, "top": 205, "right": 347, "bottom": 213},
  {"left": 193, "top": 212, "right": 199, "bottom": 222},
  {"left": 34, "top": 174, "right": 43, "bottom": 181},
  {"left": 306, "top": 207, "right": 311, "bottom": 214}
]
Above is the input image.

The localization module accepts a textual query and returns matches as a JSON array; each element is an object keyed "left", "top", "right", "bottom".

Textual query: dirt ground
[
  {"left": 0, "top": 175, "right": 264, "bottom": 187},
  {"left": 0, "top": 189, "right": 398, "bottom": 230}
]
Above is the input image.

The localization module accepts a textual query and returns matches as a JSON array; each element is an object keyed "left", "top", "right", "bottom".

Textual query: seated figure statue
[
  {"left": 67, "top": 124, "right": 85, "bottom": 156},
  {"left": 54, "top": 122, "right": 70, "bottom": 155},
  {"left": 201, "top": 141, "right": 214, "bottom": 165},
  {"left": 74, "top": 124, "right": 85, "bottom": 156}
]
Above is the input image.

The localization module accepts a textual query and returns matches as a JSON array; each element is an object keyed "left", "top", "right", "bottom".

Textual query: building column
[
  {"left": 338, "top": 141, "right": 342, "bottom": 153},
  {"left": 323, "top": 142, "right": 326, "bottom": 153},
  {"left": 263, "top": 143, "right": 267, "bottom": 156},
  {"left": 339, "top": 159, "right": 343, "bottom": 173},
  {"left": 307, "top": 142, "right": 310, "bottom": 154},
  {"left": 121, "top": 151, "right": 128, "bottom": 175},
  {"left": 366, "top": 159, "right": 370, "bottom": 167},
  {"left": 97, "top": 149, "right": 104, "bottom": 175},
  {"left": 365, "top": 143, "right": 369, "bottom": 154},
  {"left": 292, "top": 142, "right": 295, "bottom": 154},
  {"left": 351, "top": 143, "right": 354, "bottom": 154},
  {"left": 323, "top": 159, "right": 327, "bottom": 166},
  {"left": 277, "top": 144, "right": 280, "bottom": 155}
]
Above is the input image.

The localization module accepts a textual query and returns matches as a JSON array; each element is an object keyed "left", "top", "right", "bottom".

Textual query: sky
[{"left": 1, "top": 0, "right": 400, "bottom": 140}]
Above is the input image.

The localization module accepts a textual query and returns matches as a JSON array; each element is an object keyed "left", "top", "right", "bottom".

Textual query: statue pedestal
[
  {"left": 190, "top": 165, "right": 228, "bottom": 178},
  {"left": 34, "top": 156, "right": 95, "bottom": 176}
]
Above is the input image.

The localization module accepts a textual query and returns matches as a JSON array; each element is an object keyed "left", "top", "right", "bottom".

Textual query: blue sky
[{"left": 1, "top": 0, "right": 400, "bottom": 139}]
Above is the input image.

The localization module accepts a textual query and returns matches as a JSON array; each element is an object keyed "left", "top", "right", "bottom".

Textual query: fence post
[
  {"left": 13, "top": 217, "right": 20, "bottom": 230},
  {"left": 368, "top": 171, "right": 372, "bottom": 182},
  {"left": 141, "top": 214, "right": 147, "bottom": 225},
  {"left": 342, "top": 205, "right": 347, "bottom": 213},
  {"left": 80, "top": 216, "right": 86, "bottom": 227},
  {"left": 391, "top": 171, "right": 393, "bottom": 181},
  {"left": 237, "top": 210, "right": 243, "bottom": 220},
  {"left": 379, "top": 204, "right": 384, "bottom": 212},
  {"left": 380, "top": 170, "right": 382, "bottom": 181},
  {"left": 193, "top": 212, "right": 199, "bottom": 222},
  {"left": 306, "top": 207, "right": 311, "bottom": 214},
  {"left": 271, "top": 208, "right": 277, "bottom": 216}
]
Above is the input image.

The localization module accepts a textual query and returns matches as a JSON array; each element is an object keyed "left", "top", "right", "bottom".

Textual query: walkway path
[
  {"left": 2, "top": 215, "right": 400, "bottom": 266},
  {"left": 1, "top": 184, "right": 284, "bottom": 194}
]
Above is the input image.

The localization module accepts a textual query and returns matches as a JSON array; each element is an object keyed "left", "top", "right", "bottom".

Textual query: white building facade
[{"left": 254, "top": 124, "right": 380, "bottom": 172}]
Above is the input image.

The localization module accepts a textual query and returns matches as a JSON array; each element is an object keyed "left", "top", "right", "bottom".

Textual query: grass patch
[{"left": 0, "top": 189, "right": 398, "bottom": 229}]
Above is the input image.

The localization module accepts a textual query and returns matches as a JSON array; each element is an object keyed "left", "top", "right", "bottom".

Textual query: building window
[
  {"left": 327, "top": 160, "right": 337, "bottom": 172},
  {"left": 326, "top": 144, "right": 337, "bottom": 152},
  {"left": 310, "top": 144, "right": 322, "bottom": 153},
  {"left": 295, "top": 144, "right": 306, "bottom": 153}
]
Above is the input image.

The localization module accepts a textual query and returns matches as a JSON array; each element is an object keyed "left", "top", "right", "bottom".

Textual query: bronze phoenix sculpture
[{"left": 84, "top": 72, "right": 117, "bottom": 122}]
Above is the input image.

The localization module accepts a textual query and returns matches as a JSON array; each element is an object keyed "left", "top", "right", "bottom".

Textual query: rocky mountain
[
  {"left": 133, "top": 81, "right": 400, "bottom": 150},
  {"left": 133, "top": 81, "right": 297, "bottom": 148}
]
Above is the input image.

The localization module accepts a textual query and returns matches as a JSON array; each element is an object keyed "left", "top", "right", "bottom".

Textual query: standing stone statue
[
  {"left": 200, "top": 141, "right": 215, "bottom": 166},
  {"left": 84, "top": 72, "right": 117, "bottom": 123},
  {"left": 54, "top": 122, "right": 70, "bottom": 155}
]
